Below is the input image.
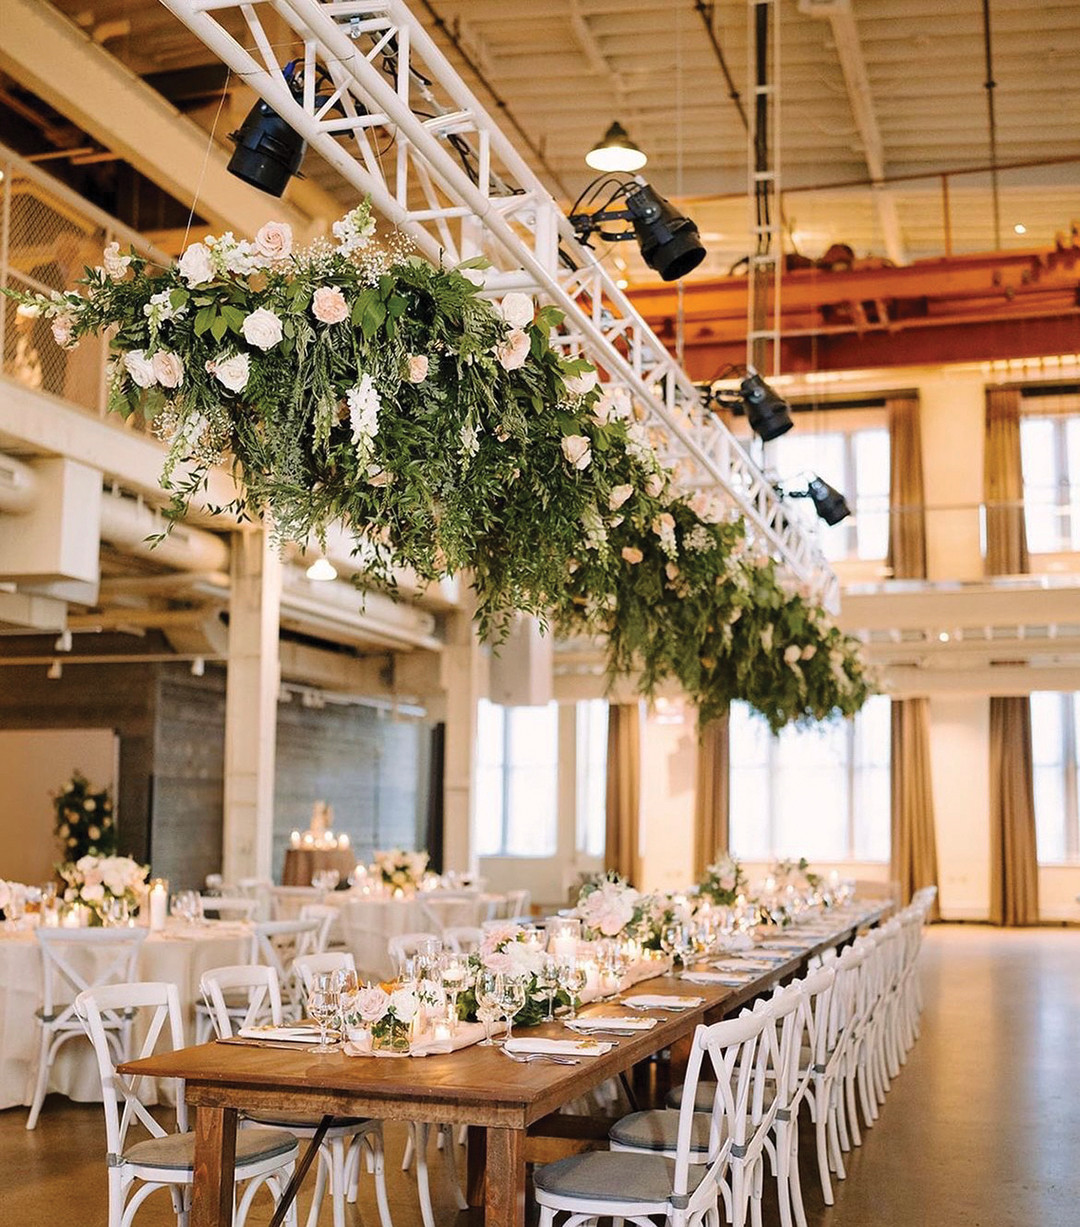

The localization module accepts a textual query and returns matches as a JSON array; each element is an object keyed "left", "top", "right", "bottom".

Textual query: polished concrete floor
[{"left": 1, "top": 925, "right": 1077, "bottom": 1226}]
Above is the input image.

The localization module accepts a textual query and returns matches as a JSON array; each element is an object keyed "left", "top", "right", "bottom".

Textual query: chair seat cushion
[
  {"left": 124, "top": 1126, "right": 296, "bottom": 1171},
  {"left": 534, "top": 1151, "right": 707, "bottom": 1205},
  {"left": 609, "top": 1109, "right": 713, "bottom": 1158},
  {"left": 245, "top": 1111, "right": 373, "bottom": 1133},
  {"left": 665, "top": 1081, "right": 717, "bottom": 1111}
]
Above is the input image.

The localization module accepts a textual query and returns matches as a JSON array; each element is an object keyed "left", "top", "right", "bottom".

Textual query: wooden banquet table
[{"left": 120, "top": 903, "right": 889, "bottom": 1227}]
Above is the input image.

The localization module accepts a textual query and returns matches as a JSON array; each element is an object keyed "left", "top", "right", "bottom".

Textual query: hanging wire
[{"left": 182, "top": 69, "right": 232, "bottom": 249}]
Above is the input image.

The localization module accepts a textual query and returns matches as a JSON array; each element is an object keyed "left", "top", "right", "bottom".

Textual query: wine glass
[
  {"left": 440, "top": 953, "right": 468, "bottom": 1033},
  {"left": 557, "top": 960, "right": 587, "bottom": 1021},
  {"left": 536, "top": 955, "right": 559, "bottom": 1021},
  {"left": 499, "top": 975, "right": 527, "bottom": 1044},
  {"left": 333, "top": 970, "right": 359, "bottom": 1031},
  {"left": 307, "top": 987, "right": 340, "bottom": 1052},
  {"left": 475, "top": 970, "right": 502, "bottom": 1047}
]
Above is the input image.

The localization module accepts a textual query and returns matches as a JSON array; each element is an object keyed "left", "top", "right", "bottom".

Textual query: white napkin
[
  {"left": 504, "top": 1037, "right": 612, "bottom": 1057},
  {"left": 712, "top": 958, "right": 780, "bottom": 971},
  {"left": 238, "top": 1025, "right": 325, "bottom": 1043},
  {"left": 621, "top": 994, "right": 703, "bottom": 1010},
  {"left": 716, "top": 933, "right": 755, "bottom": 952},
  {"left": 566, "top": 1015, "right": 658, "bottom": 1031},
  {"left": 681, "top": 971, "right": 752, "bottom": 985},
  {"left": 343, "top": 1020, "right": 492, "bottom": 1059}
]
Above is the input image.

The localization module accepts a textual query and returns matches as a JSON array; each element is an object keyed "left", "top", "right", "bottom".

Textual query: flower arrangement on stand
[
  {"left": 696, "top": 853, "right": 746, "bottom": 906},
  {"left": 54, "top": 771, "right": 116, "bottom": 861},
  {"left": 373, "top": 848, "right": 429, "bottom": 893},
  {"left": 58, "top": 854, "right": 148, "bottom": 925},
  {"left": 3, "top": 202, "right": 874, "bottom": 732},
  {"left": 574, "top": 870, "right": 642, "bottom": 939}
]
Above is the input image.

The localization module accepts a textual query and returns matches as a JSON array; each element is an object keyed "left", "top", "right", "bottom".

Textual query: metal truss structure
[{"left": 159, "top": 0, "right": 835, "bottom": 599}]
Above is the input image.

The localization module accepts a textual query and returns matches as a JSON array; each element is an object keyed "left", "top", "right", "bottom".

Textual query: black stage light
[
  {"left": 228, "top": 64, "right": 306, "bottom": 197},
  {"left": 739, "top": 371, "right": 794, "bottom": 441},
  {"left": 624, "top": 183, "right": 706, "bottom": 282},
  {"left": 805, "top": 475, "right": 851, "bottom": 525}
]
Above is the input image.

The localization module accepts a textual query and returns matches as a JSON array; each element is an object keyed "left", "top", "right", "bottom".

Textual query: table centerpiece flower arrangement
[
  {"left": 352, "top": 982, "right": 421, "bottom": 1053},
  {"left": 54, "top": 771, "right": 116, "bottom": 861},
  {"left": 696, "top": 853, "right": 746, "bottom": 907},
  {"left": 2, "top": 201, "right": 874, "bottom": 733},
  {"left": 457, "top": 924, "right": 570, "bottom": 1025},
  {"left": 58, "top": 854, "right": 149, "bottom": 925},
  {"left": 373, "top": 848, "right": 429, "bottom": 894},
  {"left": 574, "top": 869, "right": 642, "bottom": 940}
]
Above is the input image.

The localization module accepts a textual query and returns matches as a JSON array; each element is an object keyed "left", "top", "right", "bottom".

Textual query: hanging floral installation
[{"left": 5, "top": 202, "right": 872, "bottom": 731}]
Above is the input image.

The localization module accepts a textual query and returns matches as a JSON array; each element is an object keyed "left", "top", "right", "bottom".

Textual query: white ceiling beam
[
  {"left": 0, "top": 0, "right": 335, "bottom": 241},
  {"left": 801, "top": 0, "right": 908, "bottom": 265},
  {"left": 567, "top": 0, "right": 626, "bottom": 104}
]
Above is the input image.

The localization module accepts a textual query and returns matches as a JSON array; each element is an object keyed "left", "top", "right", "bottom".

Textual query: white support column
[
  {"left": 223, "top": 530, "right": 282, "bottom": 884},
  {"left": 439, "top": 605, "right": 487, "bottom": 874}
]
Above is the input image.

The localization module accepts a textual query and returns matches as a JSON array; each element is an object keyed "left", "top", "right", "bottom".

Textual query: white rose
[
  {"left": 123, "top": 349, "right": 156, "bottom": 389},
  {"left": 81, "top": 882, "right": 105, "bottom": 903},
  {"left": 389, "top": 988, "right": 420, "bottom": 1024},
  {"left": 102, "top": 241, "right": 131, "bottom": 280},
  {"left": 459, "top": 267, "right": 486, "bottom": 287},
  {"left": 801, "top": 645, "right": 817, "bottom": 661},
  {"left": 495, "top": 328, "right": 530, "bottom": 371},
  {"left": 564, "top": 368, "right": 599, "bottom": 397},
  {"left": 406, "top": 354, "right": 429, "bottom": 383},
  {"left": 254, "top": 220, "right": 293, "bottom": 262},
  {"left": 51, "top": 313, "right": 76, "bottom": 348},
  {"left": 499, "top": 292, "right": 534, "bottom": 329},
  {"left": 356, "top": 986, "right": 390, "bottom": 1022},
  {"left": 151, "top": 350, "right": 184, "bottom": 389},
  {"left": 207, "top": 351, "right": 250, "bottom": 394},
  {"left": 561, "top": 434, "right": 592, "bottom": 470},
  {"left": 241, "top": 307, "right": 283, "bottom": 350},
  {"left": 608, "top": 484, "right": 633, "bottom": 511},
  {"left": 16, "top": 302, "right": 41, "bottom": 319},
  {"left": 178, "top": 241, "right": 214, "bottom": 287},
  {"left": 644, "top": 472, "right": 665, "bottom": 498}
]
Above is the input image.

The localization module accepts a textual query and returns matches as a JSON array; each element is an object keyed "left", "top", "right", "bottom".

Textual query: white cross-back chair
[
  {"left": 386, "top": 932, "right": 440, "bottom": 975},
  {"left": 200, "top": 964, "right": 392, "bottom": 1227},
  {"left": 75, "top": 980, "right": 299, "bottom": 1227},
  {"left": 269, "top": 886, "right": 323, "bottom": 921},
  {"left": 298, "top": 903, "right": 338, "bottom": 953},
  {"left": 550, "top": 1010, "right": 766, "bottom": 1227},
  {"left": 237, "top": 878, "right": 273, "bottom": 922},
  {"left": 442, "top": 925, "right": 482, "bottom": 954},
  {"left": 503, "top": 888, "right": 531, "bottom": 920},
  {"left": 26, "top": 926, "right": 149, "bottom": 1130},
  {"left": 293, "top": 951, "right": 357, "bottom": 1000},
  {"left": 198, "top": 895, "right": 258, "bottom": 922},
  {"left": 251, "top": 919, "right": 320, "bottom": 1022}
]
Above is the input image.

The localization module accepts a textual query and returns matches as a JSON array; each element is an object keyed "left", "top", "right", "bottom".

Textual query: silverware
[
  {"left": 566, "top": 1026, "right": 634, "bottom": 1037},
  {"left": 217, "top": 1037, "right": 323, "bottom": 1052},
  {"left": 499, "top": 1050, "right": 581, "bottom": 1065}
]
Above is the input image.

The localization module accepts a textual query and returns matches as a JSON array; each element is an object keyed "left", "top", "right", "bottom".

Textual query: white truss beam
[{"left": 157, "top": 0, "right": 835, "bottom": 599}]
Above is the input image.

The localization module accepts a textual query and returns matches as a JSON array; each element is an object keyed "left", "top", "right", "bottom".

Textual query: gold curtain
[
  {"left": 886, "top": 394, "right": 927, "bottom": 581},
  {"left": 605, "top": 702, "right": 642, "bottom": 884},
  {"left": 693, "top": 713, "right": 730, "bottom": 878},
  {"left": 890, "top": 698, "right": 940, "bottom": 918},
  {"left": 984, "top": 387, "right": 1029, "bottom": 576},
  {"left": 989, "top": 697, "right": 1040, "bottom": 926}
]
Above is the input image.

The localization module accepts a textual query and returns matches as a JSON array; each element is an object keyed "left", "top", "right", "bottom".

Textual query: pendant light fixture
[{"left": 585, "top": 121, "right": 648, "bottom": 173}]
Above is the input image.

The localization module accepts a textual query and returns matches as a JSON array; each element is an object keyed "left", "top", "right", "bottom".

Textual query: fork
[{"left": 499, "top": 1050, "right": 581, "bottom": 1065}]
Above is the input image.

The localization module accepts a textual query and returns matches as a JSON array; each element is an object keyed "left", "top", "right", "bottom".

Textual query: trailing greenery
[{"left": 3, "top": 202, "right": 872, "bottom": 730}]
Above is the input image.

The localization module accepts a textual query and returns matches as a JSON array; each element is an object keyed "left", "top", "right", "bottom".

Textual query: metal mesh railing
[{"left": 0, "top": 143, "right": 168, "bottom": 423}]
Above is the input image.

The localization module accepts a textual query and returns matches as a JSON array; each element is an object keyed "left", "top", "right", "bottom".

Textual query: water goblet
[
  {"left": 307, "top": 987, "right": 340, "bottom": 1052},
  {"left": 440, "top": 953, "right": 468, "bottom": 1033},
  {"left": 476, "top": 970, "right": 502, "bottom": 1047},
  {"left": 536, "top": 955, "right": 559, "bottom": 1021},
  {"left": 557, "top": 960, "right": 587, "bottom": 1021},
  {"left": 499, "top": 975, "right": 527, "bottom": 1044}
]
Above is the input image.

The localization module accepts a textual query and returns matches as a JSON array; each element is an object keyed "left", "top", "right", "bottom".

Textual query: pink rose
[
  {"left": 254, "top": 221, "right": 293, "bottom": 262},
  {"left": 51, "top": 313, "right": 76, "bottom": 348},
  {"left": 561, "top": 435, "right": 592, "bottom": 471},
  {"left": 482, "top": 951, "right": 513, "bottom": 975},
  {"left": 151, "top": 350, "right": 184, "bottom": 389},
  {"left": 608, "top": 484, "right": 633, "bottom": 511},
  {"left": 495, "top": 328, "right": 530, "bottom": 371},
  {"left": 407, "top": 354, "right": 429, "bottom": 383},
  {"left": 356, "top": 985, "right": 390, "bottom": 1022},
  {"left": 621, "top": 546, "right": 644, "bottom": 564},
  {"left": 312, "top": 286, "right": 349, "bottom": 325}
]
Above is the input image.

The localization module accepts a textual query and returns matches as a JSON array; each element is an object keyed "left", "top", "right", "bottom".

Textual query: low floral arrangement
[
  {"left": 4, "top": 203, "right": 873, "bottom": 731},
  {"left": 771, "top": 856, "right": 822, "bottom": 893},
  {"left": 637, "top": 890, "right": 698, "bottom": 950},
  {"left": 696, "top": 853, "right": 746, "bottom": 907},
  {"left": 0, "top": 879, "right": 26, "bottom": 920},
  {"left": 350, "top": 981, "right": 421, "bottom": 1052},
  {"left": 459, "top": 924, "right": 570, "bottom": 1026},
  {"left": 59, "top": 853, "right": 148, "bottom": 922},
  {"left": 54, "top": 771, "right": 116, "bottom": 861},
  {"left": 575, "top": 870, "right": 642, "bottom": 939},
  {"left": 373, "top": 847, "right": 429, "bottom": 891}
]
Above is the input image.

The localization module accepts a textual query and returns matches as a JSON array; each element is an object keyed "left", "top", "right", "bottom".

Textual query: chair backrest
[
  {"left": 387, "top": 931, "right": 441, "bottom": 973},
  {"left": 199, "top": 895, "right": 258, "bottom": 921},
  {"left": 200, "top": 964, "right": 283, "bottom": 1037},
  {"left": 75, "top": 981, "right": 187, "bottom": 1160},
  {"left": 293, "top": 951, "right": 357, "bottom": 996},
  {"left": 269, "top": 885, "right": 321, "bottom": 920},
  {"left": 679, "top": 1009, "right": 771, "bottom": 1213},
  {"left": 252, "top": 919, "right": 320, "bottom": 984},
  {"left": 443, "top": 925, "right": 483, "bottom": 954},
  {"left": 797, "top": 962, "right": 837, "bottom": 1074},
  {"left": 298, "top": 903, "right": 338, "bottom": 953},
  {"left": 36, "top": 927, "right": 148, "bottom": 1030},
  {"left": 754, "top": 980, "right": 807, "bottom": 1120},
  {"left": 504, "top": 889, "right": 531, "bottom": 919}
]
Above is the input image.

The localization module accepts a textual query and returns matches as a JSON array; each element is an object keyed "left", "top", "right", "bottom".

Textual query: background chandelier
[{"left": 585, "top": 121, "right": 648, "bottom": 173}]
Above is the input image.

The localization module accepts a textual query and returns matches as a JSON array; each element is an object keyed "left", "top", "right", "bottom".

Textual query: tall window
[
  {"left": 769, "top": 420, "right": 890, "bottom": 562},
  {"left": 474, "top": 700, "right": 558, "bottom": 857},
  {"left": 575, "top": 700, "right": 609, "bottom": 857},
  {"left": 729, "top": 695, "right": 891, "bottom": 862},
  {"left": 1030, "top": 691, "right": 1080, "bottom": 863},
  {"left": 1020, "top": 395, "right": 1080, "bottom": 553}
]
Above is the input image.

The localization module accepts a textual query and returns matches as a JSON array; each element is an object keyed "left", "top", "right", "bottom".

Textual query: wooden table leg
[
  {"left": 484, "top": 1127, "right": 526, "bottom": 1227},
  {"left": 466, "top": 1125, "right": 487, "bottom": 1207},
  {"left": 191, "top": 1104, "right": 237, "bottom": 1227}
]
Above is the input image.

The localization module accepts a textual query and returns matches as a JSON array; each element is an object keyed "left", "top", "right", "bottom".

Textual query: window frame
[
  {"left": 1031, "top": 690, "right": 1080, "bottom": 865},
  {"left": 1019, "top": 392, "right": 1080, "bottom": 555}
]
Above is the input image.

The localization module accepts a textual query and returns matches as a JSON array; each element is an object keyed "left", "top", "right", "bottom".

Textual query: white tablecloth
[
  {"left": 336, "top": 893, "right": 506, "bottom": 981},
  {"left": 0, "top": 920, "right": 252, "bottom": 1111}
]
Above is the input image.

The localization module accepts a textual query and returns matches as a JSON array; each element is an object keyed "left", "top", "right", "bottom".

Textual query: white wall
[
  {"left": 638, "top": 703, "right": 697, "bottom": 894},
  {"left": 0, "top": 728, "right": 117, "bottom": 884}
]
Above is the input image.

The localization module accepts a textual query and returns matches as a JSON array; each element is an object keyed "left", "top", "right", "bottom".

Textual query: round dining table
[{"left": 0, "top": 918, "right": 252, "bottom": 1111}]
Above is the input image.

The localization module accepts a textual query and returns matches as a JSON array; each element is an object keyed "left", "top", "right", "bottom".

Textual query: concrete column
[
  {"left": 223, "top": 529, "right": 281, "bottom": 884},
  {"left": 439, "top": 604, "right": 486, "bottom": 873},
  {"left": 918, "top": 373, "right": 987, "bottom": 582}
]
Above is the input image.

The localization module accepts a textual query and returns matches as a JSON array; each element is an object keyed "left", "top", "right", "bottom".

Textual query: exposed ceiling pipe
[
  {"left": 0, "top": 453, "right": 38, "bottom": 515},
  {"left": 98, "top": 493, "right": 231, "bottom": 573}
]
